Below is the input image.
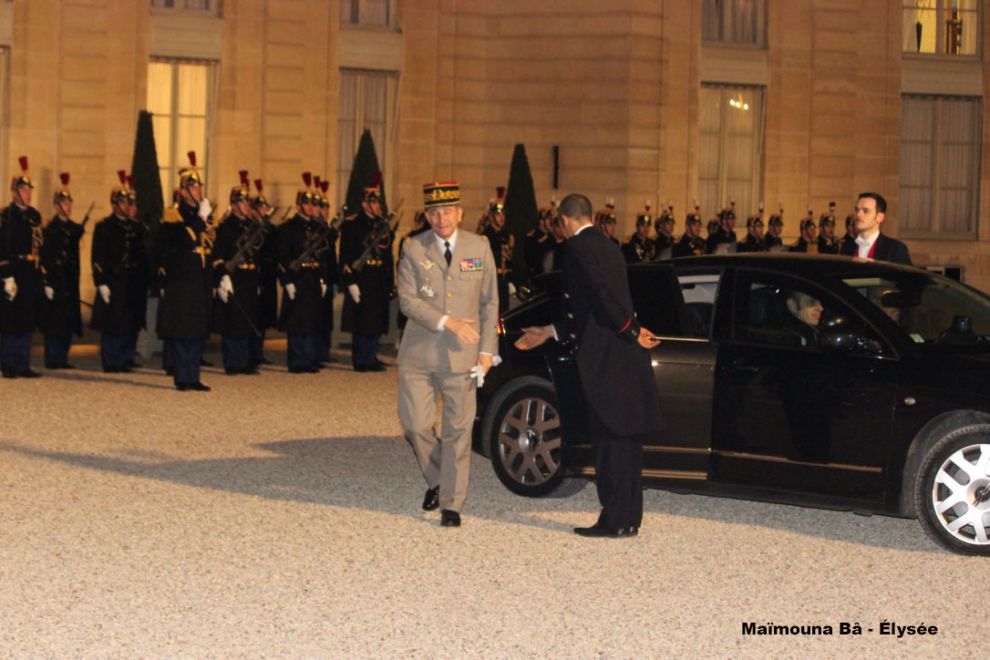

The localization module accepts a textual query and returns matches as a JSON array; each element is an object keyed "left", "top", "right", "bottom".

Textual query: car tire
[
  {"left": 913, "top": 424, "right": 990, "bottom": 555},
  {"left": 484, "top": 378, "right": 575, "bottom": 497}
]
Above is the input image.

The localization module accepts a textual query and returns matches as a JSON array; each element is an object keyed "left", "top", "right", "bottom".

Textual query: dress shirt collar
[
  {"left": 434, "top": 229, "right": 458, "bottom": 253},
  {"left": 572, "top": 223, "right": 594, "bottom": 237}
]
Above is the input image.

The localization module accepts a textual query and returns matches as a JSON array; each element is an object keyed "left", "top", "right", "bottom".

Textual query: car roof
[{"left": 652, "top": 253, "right": 923, "bottom": 278}]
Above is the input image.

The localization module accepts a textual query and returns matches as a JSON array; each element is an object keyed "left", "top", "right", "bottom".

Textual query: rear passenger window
[
  {"left": 678, "top": 274, "right": 720, "bottom": 338},
  {"left": 628, "top": 269, "right": 682, "bottom": 336}
]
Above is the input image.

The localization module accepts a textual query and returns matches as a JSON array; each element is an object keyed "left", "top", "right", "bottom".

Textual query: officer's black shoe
[
  {"left": 353, "top": 365, "right": 369, "bottom": 373},
  {"left": 53, "top": 363, "right": 76, "bottom": 370},
  {"left": 573, "top": 524, "right": 638, "bottom": 538},
  {"left": 367, "top": 363, "right": 387, "bottom": 372},
  {"left": 256, "top": 357, "right": 274, "bottom": 366},
  {"left": 422, "top": 486, "right": 440, "bottom": 511},
  {"left": 371, "top": 359, "right": 387, "bottom": 369},
  {"left": 20, "top": 369, "right": 42, "bottom": 378},
  {"left": 224, "top": 368, "right": 240, "bottom": 375},
  {"left": 2, "top": 370, "right": 17, "bottom": 379},
  {"left": 440, "top": 510, "right": 461, "bottom": 527},
  {"left": 243, "top": 368, "right": 261, "bottom": 376},
  {"left": 200, "top": 358, "right": 213, "bottom": 367},
  {"left": 305, "top": 365, "right": 320, "bottom": 373},
  {"left": 177, "top": 381, "right": 211, "bottom": 392},
  {"left": 126, "top": 360, "right": 141, "bottom": 368},
  {"left": 164, "top": 368, "right": 174, "bottom": 376}
]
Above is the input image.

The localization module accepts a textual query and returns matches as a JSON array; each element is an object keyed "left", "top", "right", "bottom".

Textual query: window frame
[
  {"left": 147, "top": 58, "right": 218, "bottom": 203},
  {"left": 340, "top": 0, "right": 396, "bottom": 30},
  {"left": 899, "top": 93, "right": 982, "bottom": 240},
  {"left": 701, "top": 0, "right": 767, "bottom": 49},
  {"left": 902, "top": 0, "right": 982, "bottom": 60},
  {"left": 150, "top": 0, "right": 222, "bottom": 17}
]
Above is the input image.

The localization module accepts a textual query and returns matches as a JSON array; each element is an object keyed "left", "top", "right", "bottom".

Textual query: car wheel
[
  {"left": 914, "top": 424, "right": 990, "bottom": 555},
  {"left": 485, "top": 379, "right": 570, "bottom": 497}
]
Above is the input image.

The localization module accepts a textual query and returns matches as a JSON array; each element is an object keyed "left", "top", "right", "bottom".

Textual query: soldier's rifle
[
  {"left": 223, "top": 217, "right": 267, "bottom": 275},
  {"left": 349, "top": 201, "right": 402, "bottom": 273},
  {"left": 79, "top": 202, "right": 96, "bottom": 230},
  {"left": 288, "top": 222, "right": 331, "bottom": 273}
]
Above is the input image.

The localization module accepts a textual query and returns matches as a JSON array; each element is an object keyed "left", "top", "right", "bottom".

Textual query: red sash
[{"left": 867, "top": 238, "right": 878, "bottom": 259}]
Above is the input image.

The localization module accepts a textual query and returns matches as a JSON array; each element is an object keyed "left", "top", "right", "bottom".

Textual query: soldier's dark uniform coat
[
  {"left": 212, "top": 213, "right": 261, "bottom": 338},
  {"left": 40, "top": 217, "right": 85, "bottom": 336},
  {"left": 90, "top": 214, "right": 149, "bottom": 335},
  {"left": 671, "top": 233, "right": 706, "bottom": 258},
  {"left": 737, "top": 234, "right": 767, "bottom": 253},
  {"left": 339, "top": 211, "right": 394, "bottom": 336},
  {"left": 275, "top": 214, "right": 328, "bottom": 335},
  {"left": 156, "top": 202, "right": 213, "bottom": 340},
  {"left": 0, "top": 203, "right": 44, "bottom": 334},
  {"left": 483, "top": 224, "right": 513, "bottom": 312},
  {"left": 765, "top": 233, "right": 784, "bottom": 250},
  {"left": 621, "top": 234, "right": 656, "bottom": 264},
  {"left": 705, "top": 226, "right": 737, "bottom": 254},
  {"left": 817, "top": 235, "right": 839, "bottom": 254},
  {"left": 257, "top": 221, "right": 280, "bottom": 330}
]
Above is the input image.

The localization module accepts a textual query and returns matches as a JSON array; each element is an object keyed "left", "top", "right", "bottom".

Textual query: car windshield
[{"left": 839, "top": 272, "right": 990, "bottom": 348}]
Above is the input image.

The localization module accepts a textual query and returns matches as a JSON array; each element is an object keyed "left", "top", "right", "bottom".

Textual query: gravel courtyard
[{"left": 0, "top": 347, "right": 982, "bottom": 658}]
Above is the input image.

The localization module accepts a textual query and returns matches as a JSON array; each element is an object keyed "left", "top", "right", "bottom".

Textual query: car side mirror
[{"left": 820, "top": 328, "right": 884, "bottom": 355}]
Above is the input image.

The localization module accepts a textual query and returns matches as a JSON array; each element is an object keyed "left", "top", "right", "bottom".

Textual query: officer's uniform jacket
[
  {"left": 671, "top": 233, "right": 705, "bottom": 258},
  {"left": 155, "top": 202, "right": 213, "bottom": 340},
  {"left": 275, "top": 213, "right": 328, "bottom": 335},
  {"left": 817, "top": 235, "right": 839, "bottom": 254},
  {"left": 737, "top": 234, "right": 767, "bottom": 253},
  {"left": 397, "top": 230, "right": 498, "bottom": 374},
  {"left": 622, "top": 233, "right": 656, "bottom": 264},
  {"left": 0, "top": 203, "right": 44, "bottom": 334}
]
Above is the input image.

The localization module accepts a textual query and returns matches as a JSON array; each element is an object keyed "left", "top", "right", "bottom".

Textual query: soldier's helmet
[
  {"left": 230, "top": 170, "right": 250, "bottom": 204},
  {"left": 768, "top": 207, "right": 784, "bottom": 228},
  {"left": 819, "top": 201, "right": 836, "bottom": 228},
  {"left": 296, "top": 172, "right": 316, "bottom": 206},
  {"left": 11, "top": 156, "right": 33, "bottom": 192},
  {"left": 53, "top": 172, "right": 73, "bottom": 204},
  {"left": 110, "top": 170, "right": 130, "bottom": 205},
  {"left": 125, "top": 175, "right": 137, "bottom": 203},
  {"left": 488, "top": 186, "right": 506, "bottom": 215},
  {"left": 655, "top": 204, "right": 675, "bottom": 233},
  {"left": 636, "top": 201, "right": 652, "bottom": 227},
  {"left": 707, "top": 218, "right": 720, "bottom": 236},
  {"left": 312, "top": 175, "right": 326, "bottom": 207},
  {"left": 179, "top": 151, "right": 203, "bottom": 189},
  {"left": 251, "top": 179, "right": 269, "bottom": 210},
  {"left": 800, "top": 218, "right": 817, "bottom": 232},
  {"left": 686, "top": 203, "right": 701, "bottom": 225}
]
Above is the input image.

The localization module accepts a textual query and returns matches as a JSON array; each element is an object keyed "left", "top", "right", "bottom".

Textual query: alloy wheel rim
[
  {"left": 931, "top": 443, "right": 990, "bottom": 545},
  {"left": 497, "top": 396, "right": 562, "bottom": 486}
]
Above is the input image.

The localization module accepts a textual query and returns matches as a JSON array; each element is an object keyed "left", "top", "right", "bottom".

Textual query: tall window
[
  {"left": 703, "top": 0, "right": 765, "bottom": 46},
  {"left": 699, "top": 84, "right": 765, "bottom": 222},
  {"left": 337, "top": 70, "right": 397, "bottom": 205},
  {"left": 151, "top": 0, "right": 221, "bottom": 14},
  {"left": 147, "top": 60, "right": 215, "bottom": 199},
  {"left": 900, "top": 95, "right": 981, "bottom": 237},
  {"left": 903, "top": 1, "right": 979, "bottom": 56},
  {"left": 341, "top": 0, "right": 392, "bottom": 28}
]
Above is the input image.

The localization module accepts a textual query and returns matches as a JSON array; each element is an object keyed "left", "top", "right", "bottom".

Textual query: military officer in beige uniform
[{"left": 397, "top": 181, "right": 499, "bottom": 527}]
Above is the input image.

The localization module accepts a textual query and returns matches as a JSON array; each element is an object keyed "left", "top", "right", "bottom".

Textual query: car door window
[
  {"left": 734, "top": 271, "right": 883, "bottom": 351},
  {"left": 678, "top": 273, "right": 720, "bottom": 338}
]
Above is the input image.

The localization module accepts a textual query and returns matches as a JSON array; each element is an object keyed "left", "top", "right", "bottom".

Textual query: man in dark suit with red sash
[{"left": 515, "top": 193, "right": 664, "bottom": 538}]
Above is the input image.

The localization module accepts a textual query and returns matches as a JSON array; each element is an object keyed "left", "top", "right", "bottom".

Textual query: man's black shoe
[
  {"left": 305, "top": 365, "right": 320, "bottom": 373},
  {"left": 573, "top": 525, "right": 639, "bottom": 538},
  {"left": 367, "top": 363, "right": 386, "bottom": 372},
  {"left": 225, "top": 368, "right": 240, "bottom": 375},
  {"left": 243, "top": 368, "right": 261, "bottom": 375},
  {"left": 126, "top": 360, "right": 141, "bottom": 368},
  {"left": 422, "top": 486, "right": 440, "bottom": 511},
  {"left": 440, "top": 510, "right": 461, "bottom": 527},
  {"left": 20, "top": 369, "right": 42, "bottom": 379},
  {"left": 200, "top": 358, "right": 213, "bottom": 367},
  {"left": 256, "top": 357, "right": 274, "bottom": 365},
  {"left": 2, "top": 370, "right": 16, "bottom": 379},
  {"left": 353, "top": 365, "right": 369, "bottom": 373}
]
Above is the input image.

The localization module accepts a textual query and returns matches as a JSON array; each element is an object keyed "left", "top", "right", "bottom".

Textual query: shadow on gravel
[
  {"left": 41, "top": 370, "right": 175, "bottom": 391},
  {"left": 0, "top": 437, "right": 939, "bottom": 552}
]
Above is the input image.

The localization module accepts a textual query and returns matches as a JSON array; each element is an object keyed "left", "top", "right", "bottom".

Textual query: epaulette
[{"left": 162, "top": 207, "right": 182, "bottom": 223}]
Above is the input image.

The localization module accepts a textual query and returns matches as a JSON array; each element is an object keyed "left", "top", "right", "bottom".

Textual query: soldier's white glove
[
  {"left": 219, "top": 274, "right": 234, "bottom": 303},
  {"left": 285, "top": 283, "right": 297, "bottom": 300},
  {"left": 508, "top": 282, "right": 517, "bottom": 296},
  {"left": 348, "top": 284, "right": 361, "bottom": 304},
  {"left": 321, "top": 281, "right": 328, "bottom": 298},
  {"left": 469, "top": 365, "right": 486, "bottom": 388},
  {"left": 98, "top": 284, "right": 111, "bottom": 304},
  {"left": 3, "top": 277, "right": 16, "bottom": 301},
  {"left": 44, "top": 286, "right": 54, "bottom": 300},
  {"left": 198, "top": 198, "right": 213, "bottom": 221}
]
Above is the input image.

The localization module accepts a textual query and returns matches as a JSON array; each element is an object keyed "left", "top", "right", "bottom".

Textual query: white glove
[
  {"left": 348, "top": 283, "right": 361, "bottom": 304},
  {"left": 219, "top": 274, "right": 234, "bottom": 303},
  {"left": 98, "top": 284, "right": 110, "bottom": 304},
  {"left": 3, "top": 277, "right": 16, "bottom": 301},
  {"left": 469, "top": 364, "right": 486, "bottom": 388},
  {"left": 44, "top": 286, "right": 54, "bottom": 300},
  {"left": 198, "top": 198, "right": 213, "bottom": 221},
  {"left": 285, "top": 283, "right": 296, "bottom": 300},
  {"left": 321, "top": 281, "right": 328, "bottom": 298},
  {"left": 508, "top": 282, "right": 517, "bottom": 296}
]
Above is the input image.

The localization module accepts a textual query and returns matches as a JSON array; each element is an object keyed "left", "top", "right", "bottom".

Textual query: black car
[{"left": 476, "top": 254, "right": 990, "bottom": 555}]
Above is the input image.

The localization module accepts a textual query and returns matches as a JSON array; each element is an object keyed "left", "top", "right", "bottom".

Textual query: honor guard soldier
[
  {"left": 672, "top": 205, "right": 706, "bottom": 258},
  {"left": 396, "top": 211, "right": 430, "bottom": 335},
  {"left": 276, "top": 173, "right": 330, "bottom": 373},
  {"left": 523, "top": 204, "right": 551, "bottom": 280},
  {"left": 0, "top": 156, "right": 44, "bottom": 378},
  {"left": 92, "top": 171, "right": 149, "bottom": 373},
  {"left": 481, "top": 186, "right": 515, "bottom": 312},
  {"left": 339, "top": 177, "right": 395, "bottom": 372},
  {"left": 653, "top": 203, "right": 675, "bottom": 260},
  {"left": 314, "top": 176, "right": 340, "bottom": 365},
  {"left": 622, "top": 202, "right": 657, "bottom": 264},
  {"left": 791, "top": 209, "right": 818, "bottom": 253},
  {"left": 707, "top": 202, "right": 738, "bottom": 254},
  {"left": 212, "top": 171, "right": 263, "bottom": 375},
  {"left": 40, "top": 172, "right": 87, "bottom": 369},
  {"left": 841, "top": 212, "right": 857, "bottom": 255},
  {"left": 251, "top": 179, "right": 278, "bottom": 366},
  {"left": 817, "top": 201, "right": 839, "bottom": 254},
  {"left": 766, "top": 207, "right": 786, "bottom": 252},
  {"left": 156, "top": 152, "right": 214, "bottom": 391},
  {"left": 737, "top": 205, "right": 767, "bottom": 253}
]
